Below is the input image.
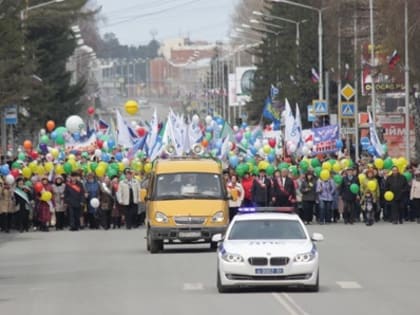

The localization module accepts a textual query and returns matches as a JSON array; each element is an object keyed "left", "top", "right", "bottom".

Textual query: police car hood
[{"left": 223, "top": 239, "right": 313, "bottom": 256}]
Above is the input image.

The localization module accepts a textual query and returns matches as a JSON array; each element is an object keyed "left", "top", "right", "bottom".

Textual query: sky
[{"left": 93, "top": 0, "right": 239, "bottom": 46}]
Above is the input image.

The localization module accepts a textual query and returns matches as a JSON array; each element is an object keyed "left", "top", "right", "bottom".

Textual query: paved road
[{"left": 1, "top": 222, "right": 420, "bottom": 315}]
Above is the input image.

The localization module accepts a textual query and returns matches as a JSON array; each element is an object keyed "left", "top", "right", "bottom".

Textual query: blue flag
[{"left": 262, "top": 96, "right": 281, "bottom": 122}]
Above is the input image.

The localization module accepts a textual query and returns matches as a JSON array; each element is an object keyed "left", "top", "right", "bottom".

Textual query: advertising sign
[{"left": 235, "top": 66, "right": 256, "bottom": 106}]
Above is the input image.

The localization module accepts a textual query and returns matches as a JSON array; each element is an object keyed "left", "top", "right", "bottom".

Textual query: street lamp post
[
  {"left": 404, "top": 0, "right": 410, "bottom": 161},
  {"left": 21, "top": 0, "right": 65, "bottom": 20},
  {"left": 270, "top": 0, "right": 325, "bottom": 100}
]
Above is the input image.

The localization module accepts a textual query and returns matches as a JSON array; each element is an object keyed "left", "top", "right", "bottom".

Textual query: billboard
[{"left": 235, "top": 66, "right": 256, "bottom": 106}]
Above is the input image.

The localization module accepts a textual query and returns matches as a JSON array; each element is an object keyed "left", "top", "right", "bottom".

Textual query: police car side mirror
[
  {"left": 212, "top": 233, "right": 223, "bottom": 243},
  {"left": 311, "top": 232, "right": 324, "bottom": 242}
]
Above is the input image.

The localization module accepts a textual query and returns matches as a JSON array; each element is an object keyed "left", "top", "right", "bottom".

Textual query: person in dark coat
[
  {"left": 251, "top": 169, "right": 271, "bottom": 207},
  {"left": 64, "top": 172, "right": 85, "bottom": 231},
  {"left": 340, "top": 167, "right": 359, "bottom": 224},
  {"left": 271, "top": 168, "right": 296, "bottom": 207},
  {"left": 300, "top": 171, "right": 317, "bottom": 224},
  {"left": 385, "top": 166, "right": 409, "bottom": 224}
]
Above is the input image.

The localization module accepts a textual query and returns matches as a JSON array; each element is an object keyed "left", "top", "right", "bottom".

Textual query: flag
[
  {"left": 388, "top": 50, "right": 401, "bottom": 70},
  {"left": 146, "top": 108, "right": 158, "bottom": 154},
  {"left": 262, "top": 96, "right": 280, "bottom": 122},
  {"left": 311, "top": 67, "right": 320, "bottom": 83},
  {"left": 115, "top": 109, "right": 134, "bottom": 148},
  {"left": 270, "top": 84, "right": 279, "bottom": 99},
  {"left": 368, "top": 112, "right": 384, "bottom": 157},
  {"left": 294, "top": 103, "right": 304, "bottom": 153},
  {"left": 98, "top": 119, "right": 109, "bottom": 132},
  {"left": 284, "top": 98, "right": 295, "bottom": 143}
]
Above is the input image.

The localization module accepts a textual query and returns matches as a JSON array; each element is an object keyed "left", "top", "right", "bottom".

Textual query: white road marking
[
  {"left": 282, "top": 293, "right": 310, "bottom": 315},
  {"left": 336, "top": 281, "right": 362, "bottom": 289},
  {"left": 182, "top": 283, "right": 204, "bottom": 291},
  {"left": 272, "top": 293, "right": 308, "bottom": 315}
]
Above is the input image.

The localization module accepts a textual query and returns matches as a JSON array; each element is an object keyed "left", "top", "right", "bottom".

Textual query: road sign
[
  {"left": 340, "top": 102, "right": 355, "bottom": 119},
  {"left": 340, "top": 127, "right": 356, "bottom": 135},
  {"left": 341, "top": 84, "right": 355, "bottom": 101},
  {"left": 4, "top": 105, "right": 17, "bottom": 125},
  {"left": 307, "top": 105, "right": 315, "bottom": 122},
  {"left": 312, "top": 100, "right": 328, "bottom": 115}
]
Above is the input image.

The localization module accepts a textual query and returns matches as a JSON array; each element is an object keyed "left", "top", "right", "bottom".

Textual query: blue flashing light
[{"left": 238, "top": 207, "right": 295, "bottom": 214}]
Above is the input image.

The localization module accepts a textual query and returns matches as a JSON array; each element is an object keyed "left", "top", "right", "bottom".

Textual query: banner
[
  {"left": 228, "top": 73, "right": 238, "bottom": 106},
  {"left": 312, "top": 125, "right": 339, "bottom": 155},
  {"left": 65, "top": 133, "right": 97, "bottom": 152},
  {"left": 235, "top": 66, "right": 256, "bottom": 106}
]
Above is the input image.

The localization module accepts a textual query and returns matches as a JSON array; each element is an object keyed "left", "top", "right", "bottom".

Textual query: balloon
[
  {"left": 374, "top": 158, "right": 384, "bottom": 170},
  {"left": 137, "top": 127, "right": 146, "bottom": 137},
  {"left": 358, "top": 173, "right": 366, "bottom": 184},
  {"left": 383, "top": 157, "right": 393, "bottom": 170},
  {"left": 299, "top": 160, "right": 309, "bottom": 171},
  {"left": 320, "top": 169, "right": 330, "bottom": 181},
  {"left": 289, "top": 165, "right": 299, "bottom": 177},
  {"left": 45, "top": 162, "right": 54, "bottom": 172},
  {"left": 192, "top": 114, "right": 200, "bottom": 125},
  {"left": 229, "top": 155, "right": 239, "bottom": 168},
  {"left": 50, "top": 148, "right": 59, "bottom": 158},
  {"left": 333, "top": 174, "right": 343, "bottom": 185},
  {"left": 314, "top": 166, "right": 322, "bottom": 177},
  {"left": 63, "top": 162, "right": 72, "bottom": 175},
  {"left": 268, "top": 138, "right": 276, "bottom": 148},
  {"left": 384, "top": 191, "right": 394, "bottom": 201},
  {"left": 205, "top": 115, "right": 213, "bottom": 125},
  {"left": 40, "top": 135, "right": 49, "bottom": 144},
  {"left": 266, "top": 165, "right": 275, "bottom": 176},
  {"left": 278, "top": 162, "right": 289, "bottom": 170},
  {"left": 367, "top": 180, "right": 377, "bottom": 192},
  {"left": 46, "top": 120, "right": 55, "bottom": 132},
  {"left": 22, "top": 167, "right": 32, "bottom": 179},
  {"left": 322, "top": 162, "right": 332, "bottom": 171},
  {"left": 65, "top": 115, "right": 85, "bottom": 133},
  {"left": 56, "top": 134, "right": 65, "bottom": 145},
  {"left": 301, "top": 146, "right": 311, "bottom": 156},
  {"left": 40, "top": 191, "right": 52, "bottom": 202},
  {"left": 23, "top": 140, "right": 32, "bottom": 150},
  {"left": 5, "top": 175, "right": 15, "bottom": 185},
  {"left": 332, "top": 163, "right": 342, "bottom": 173},
  {"left": 124, "top": 100, "right": 139, "bottom": 115},
  {"left": 10, "top": 169, "right": 20, "bottom": 178},
  {"left": 55, "top": 164, "right": 64, "bottom": 175},
  {"left": 95, "top": 166, "right": 106, "bottom": 177},
  {"left": 336, "top": 139, "right": 344, "bottom": 149},
  {"left": 87, "top": 106, "right": 95, "bottom": 115},
  {"left": 90, "top": 198, "right": 100, "bottom": 208},
  {"left": 311, "top": 158, "right": 321, "bottom": 168},
  {"left": 144, "top": 162, "right": 152, "bottom": 173},
  {"left": 350, "top": 183, "right": 360, "bottom": 194},
  {"left": 403, "top": 171, "right": 412, "bottom": 182},
  {"left": 263, "top": 144, "right": 271, "bottom": 154},
  {"left": 258, "top": 161, "right": 269, "bottom": 171}
]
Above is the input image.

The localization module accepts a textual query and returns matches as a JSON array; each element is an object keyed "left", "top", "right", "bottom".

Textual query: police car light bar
[{"left": 238, "top": 207, "right": 295, "bottom": 214}]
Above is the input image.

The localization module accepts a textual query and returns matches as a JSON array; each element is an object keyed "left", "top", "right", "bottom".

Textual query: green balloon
[
  {"left": 111, "top": 162, "right": 119, "bottom": 171},
  {"left": 246, "top": 157, "right": 256, "bottom": 165},
  {"left": 289, "top": 165, "right": 298, "bottom": 176},
  {"left": 329, "top": 159, "right": 337, "bottom": 165},
  {"left": 205, "top": 132, "right": 212, "bottom": 140},
  {"left": 350, "top": 183, "right": 359, "bottom": 194},
  {"left": 12, "top": 161, "right": 20, "bottom": 169},
  {"left": 299, "top": 160, "right": 309, "bottom": 171},
  {"left": 90, "top": 162, "right": 98, "bottom": 172},
  {"left": 311, "top": 158, "right": 321, "bottom": 168},
  {"left": 266, "top": 165, "right": 275, "bottom": 176},
  {"left": 18, "top": 152, "right": 26, "bottom": 161},
  {"left": 333, "top": 174, "right": 343, "bottom": 185},
  {"left": 236, "top": 166, "right": 245, "bottom": 177},
  {"left": 40, "top": 135, "right": 49, "bottom": 144},
  {"left": 56, "top": 134, "right": 65, "bottom": 145},
  {"left": 403, "top": 171, "right": 413, "bottom": 182},
  {"left": 314, "top": 166, "right": 322, "bottom": 177},
  {"left": 384, "top": 157, "right": 393, "bottom": 170},
  {"left": 55, "top": 126, "right": 67, "bottom": 135},
  {"left": 63, "top": 162, "right": 72, "bottom": 174},
  {"left": 278, "top": 162, "right": 289, "bottom": 170},
  {"left": 107, "top": 168, "right": 118, "bottom": 178}
]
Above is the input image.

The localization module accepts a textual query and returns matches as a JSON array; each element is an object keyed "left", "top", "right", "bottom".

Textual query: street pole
[
  {"left": 369, "top": 0, "right": 376, "bottom": 125},
  {"left": 404, "top": 0, "right": 410, "bottom": 161},
  {"left": 318, "top": 10, "right": 323, "bottom": 100},
  {"left": 354, "top": 10, "right": 360, "bottom": 161},
  {"left": 337, "top": 17, "right": 342, "bottom": 142}
]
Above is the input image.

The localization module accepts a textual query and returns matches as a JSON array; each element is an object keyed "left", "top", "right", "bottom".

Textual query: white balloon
[
  {"left": 302, "top": 146, "right": 311, "bottom": 156},
  {"left": 258, "top": 148, "right": 265, "bottom": 157},
  {"left": 46, "top": 153, "right": 53, "bottom": 162},
  {"left": 40, "top": 129, "right": 46, "bottom": 135},
  {"left": 5, "top": 175, "right": 15, "bottom": 185},
  {"left": 192, "top": 114, "right": 200, "bottom": 125},
  {"left": 262, "top": 139, "right": 269, "bottom": 146},
  {"left": 306, "top": 141, "right": 314, "bottom": 149},
  {"left": 122, "top": 158, "right": 130, "bottom": 167},
  {"left": 233, "top": 125, "right": 239, "bottom": 132},
  {"left": 245, "top": 126, "right": 251, "bottom": 132},
  {"left": 275, "top": 148, "right": 283, "bottom": 156},
  {"left": 205, "top": 115, "right": 213, "bottom": 125},
  {"left": 288, "top": 143, "right": 297, "bottom": 153},
  {"left": 65, "top": 115, "right": 85, "bottom": 133},
  {"left": 94, "top": 149, "right": 102, "bottom": 158},
  {"left": 131, "top": 121, "right": 137, "bottom": 127},
  {"left": 254, "top": 139, "right": 262, "bottom": 149},
  {"left": 90, "top": 198, "right": 100, "bottom": 208}
]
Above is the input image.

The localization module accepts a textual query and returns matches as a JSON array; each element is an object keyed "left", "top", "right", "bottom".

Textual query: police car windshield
[
  {"left": 228, "top": 220, "right": 307, "bottom": 240},
  {"left": 154, "top": 173, "right": 224, "bottom": 200}
]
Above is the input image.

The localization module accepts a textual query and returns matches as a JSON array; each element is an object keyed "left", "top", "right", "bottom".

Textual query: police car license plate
[
  {"left": 255, "top": 268, "right": 284, "bottom": 274},
  {"left": 179, "top": 231, "right": 201, "bottom": 238}
]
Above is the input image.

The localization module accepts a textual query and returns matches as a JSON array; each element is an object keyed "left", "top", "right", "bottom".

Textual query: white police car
[{"left": 212, "top": 207, "right": 324, "bottom": 293}]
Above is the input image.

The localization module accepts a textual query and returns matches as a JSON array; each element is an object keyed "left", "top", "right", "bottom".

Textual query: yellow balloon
[
  {"left": 70, "top": 160, "right": 78, "bottom": 170},
  {"left": 258, "top": 160, "right": 269, "bottom": 171},
  {"left": 50, "top": 148, "right": 59, "bottom": 158},
  {"left": 263, "top": 144, "right": 271, "bottom": 154},
  {"left": 22, "top": 167, "right": 32, "bottom": 179},
  {"left": 125, "top": 100, "right": 139, "bottom": 115},
  {"left": 358, "top": 173, "right": 367, "bottom": 184},
  {"left": 332, "top": 163, "right": 342, "bottom": 173},
  {"left": 68, "top": 154, "right": 76, "bottom": 161},
  {"left": 98, "top": 161, "right": 108, "bottom": 170},
  {"left": 320, "top": 169, "right": 330, "bottom": 181},
  {"left": 397, "top": 157, "right": 407, "bottom": 167},
  {"left": 322, "top": 162, "right": 332, "bottom": 171},
  {"left": 384, "top": 191, "right": 394, "bottom": 201},
  {"left": 144, "top": 162, "right": 153, "bottom": 173},
  {"left": 41, "top": 191, "right": 52, "bottom": 202},
  {"left": 367, "top": 180, "right": 377, "bottom": 192},
  {"left": 36, "top": 165, "right": 46, "bottom": 175},
  {"left": 374, "top": 158, "right": 384, "bottom": 170},
  {"left": 95, "top": 166, "right": 106, "bottom": 177},
  {"left": 55, "top": 164, "right": 64, "bottom": 175},
  {"left": 44, "top": 162, "right": 54, "bottom": 172},
  {"left": 341, "top": 159, "right": 349, "bottom": 169},
  {"left": 29, "top": 161, "right": 38, "bottom": 172},
  {"left": 118, "top": 162, "right": 125, "bottom": 172}
]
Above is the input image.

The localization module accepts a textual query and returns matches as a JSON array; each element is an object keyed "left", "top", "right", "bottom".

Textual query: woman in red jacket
[{"left": 241, "top": 172, "right": 254, "bottom": 207}]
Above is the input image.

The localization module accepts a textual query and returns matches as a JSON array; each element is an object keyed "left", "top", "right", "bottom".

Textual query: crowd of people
[
  {"left": 0, "top": 167, "right": 147, "bottom": 233},
  {"left": 224, "top": 157, "right": 420, "bottom": 226}
]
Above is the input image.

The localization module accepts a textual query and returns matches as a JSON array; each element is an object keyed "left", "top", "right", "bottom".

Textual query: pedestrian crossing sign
[
  {"left": 312, "top": 100, "right": 328, "bottom": 115},
  {"left": 340, "top": 102, "right": 355, "bottom": 119}
]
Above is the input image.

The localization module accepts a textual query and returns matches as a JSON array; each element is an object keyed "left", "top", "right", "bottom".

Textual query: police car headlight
[
  {"left": 211, "top": 211, "right": 224, "bottom": 223},
  {"left": 294, "top": 252, "right": 316, "bottom": 263},
  {"left": 155, "top": 211, "right": 168, "bottom": 223},
  {"left": 221, "top": 252, "right": 244, "bottom": 263}
]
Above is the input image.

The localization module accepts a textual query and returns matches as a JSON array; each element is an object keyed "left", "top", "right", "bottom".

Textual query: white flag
[
  {"left": 115, "top": 109, "right": 134, "bottom": 148},
  {"left": 368, "top": 112, "right": 384, "bottom": 157}
]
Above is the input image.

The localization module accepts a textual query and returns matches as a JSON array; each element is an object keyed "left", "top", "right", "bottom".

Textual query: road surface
[{"left": 1, "top": 223, "right": 420, "bottom": 315}]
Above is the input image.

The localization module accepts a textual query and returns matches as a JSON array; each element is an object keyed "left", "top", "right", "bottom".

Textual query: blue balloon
[
  {"left": 1, "top": 164, "right": 9, "bottom": 176},
  {"left": 250, "top": 146, "right": 258, "bottom": 155},
  {"left": 50, "top": 131, "right": 57, "bottom": 140},
  {"left": 267, "top": 153, "right": 275, "bottom": 163},
  {"left": 273, "top": 121, "right": 281, "bottom": 131},
  {"left": 115, "top": 152, "right": 123, "bottom": 161},
  {"left": 107, "top": 139, "right": 115, "bottom": 149},
  {"left": 367, "top": 145, "right": 376, "bottom": 155},
  {"left": 241, "top": 122, "right": 248, "bottom": 129},
  {"left": 206, "top": 126, "right": 213, "bottom": 132},
  {"left": 102, "top": 153, "right": 110, "bottom": 162},
  {"left": 229, "top": 155, "right": 239, "bottom": 168},
  {"left": 73, "top": 132, "right": 80, "bottom": 141},
  {"left": 336, "top": 139, "right": 343, "bottom": 149}
]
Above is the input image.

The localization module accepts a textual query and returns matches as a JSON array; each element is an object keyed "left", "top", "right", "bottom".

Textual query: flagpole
[
  {"left": 404, "top": 0, "right": 410, "bottom": 162},
  {"left": 369, "top": 0, "right": 377, "bottom": 127}
]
